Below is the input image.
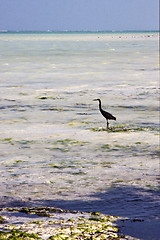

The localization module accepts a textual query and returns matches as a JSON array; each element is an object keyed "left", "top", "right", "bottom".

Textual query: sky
[{"left": 0, "top": 0, "right": 159, "bottom": 31}]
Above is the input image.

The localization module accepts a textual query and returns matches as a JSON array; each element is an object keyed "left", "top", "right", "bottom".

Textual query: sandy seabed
[{"left": 0, "top": 32, "right": 159, "bottom": 239}]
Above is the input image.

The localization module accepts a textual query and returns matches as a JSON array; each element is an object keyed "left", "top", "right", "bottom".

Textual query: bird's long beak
[{"left": 93, "top": 99, "right": 98, "bottom": 101}]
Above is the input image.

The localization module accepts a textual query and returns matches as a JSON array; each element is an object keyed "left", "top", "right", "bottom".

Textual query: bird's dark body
[
  {"left": 94, "top": 98, "right": 116, "bottom": 129},
  {"left": 100, "top": 108, "right": 116, "bottom": 121}
]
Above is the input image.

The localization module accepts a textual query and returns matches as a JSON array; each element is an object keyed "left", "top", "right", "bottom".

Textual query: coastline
[
  {"left": 0, "top": 206, "right": 126, "bottom": 240},
  {"left": 0, "top": 205, "right": 159, "bottom": 240},
  {"left": 0, "top": 31, "right": 158, "bottom": 41}
]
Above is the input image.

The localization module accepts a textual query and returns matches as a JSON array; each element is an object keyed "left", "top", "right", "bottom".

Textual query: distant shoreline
[{"left": 0, "top": 30, "right": 159, "bottom": 34}]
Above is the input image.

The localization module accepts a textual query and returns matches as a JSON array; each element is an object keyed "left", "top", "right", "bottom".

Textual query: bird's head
[{"left": 93, "top": 98, "right": 101, "bottom": 103}]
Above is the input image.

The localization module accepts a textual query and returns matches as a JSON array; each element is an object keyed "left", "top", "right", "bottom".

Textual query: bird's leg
[{"left": 107, "top": 120, "right": 109, "bottom": 130}]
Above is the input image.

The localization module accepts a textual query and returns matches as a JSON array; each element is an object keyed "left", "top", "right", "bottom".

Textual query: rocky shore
[{"left": 0, "top": 206, "right": 130, "bottom": 239}]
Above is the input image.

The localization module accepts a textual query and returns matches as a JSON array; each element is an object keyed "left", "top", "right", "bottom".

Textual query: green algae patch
[
  {"left": 91, "top": 127, "right": 108, "bottom": 132},
  {"left": 99, "top": 142, "right": 154, "bottom": 157},
  {"left": 91, "top": 125, "right": 159, "bottom": 133},
  {"left": 6, "top": 207, "right": 67, "bottom": 218},
  {"left": 0, "top": 138, "right": 13, "bottom": 142},
  {"left": 0, "top": 229, "right": 40, "bottom": 240},
  {"left": 48, "top": 138, "right": 88, "bottom": 152},
  {"left": 0, "top": 207, "right": 126, "bottom": 240},
  {"left": 0, "top": 216, "right": 5, "bottom": 224},
  {"left": 90, "top": 126, "right": 130, "bottom": 133},
  {"left": 56, "top": 139, "right": 88, "bottom": 146},
  {"left": 47, "top": 215, "right": 122, "bottom": 240},
  {"left": 0, "top": 139, "right": 38, "bottom": 148}
]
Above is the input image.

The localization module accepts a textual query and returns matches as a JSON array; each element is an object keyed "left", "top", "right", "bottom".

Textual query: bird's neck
[{"left": 98, "top": 101, "right": 102, "bottom": 111}]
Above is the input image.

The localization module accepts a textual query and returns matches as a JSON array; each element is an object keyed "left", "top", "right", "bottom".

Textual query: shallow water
[{"left": 0, "top": 33, "right": 159, "bottom": 225}]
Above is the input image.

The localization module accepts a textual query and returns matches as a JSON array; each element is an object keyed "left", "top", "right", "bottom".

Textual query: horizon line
[{"left": 0, "top": 30, "right": 159, "bottom": 34}]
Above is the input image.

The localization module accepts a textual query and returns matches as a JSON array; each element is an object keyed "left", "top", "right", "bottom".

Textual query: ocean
[{"left": 0, "top": 32, "right": 159, "bottom": 227}]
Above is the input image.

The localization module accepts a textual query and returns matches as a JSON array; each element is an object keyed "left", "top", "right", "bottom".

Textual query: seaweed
[
  {"left": 56, "top": 139, "right": 88, "bottom": 146},
  {"left": 0, "top": 216, "right": 5, "bottom": 224},
  {"left": 0, "top": 138, "right": 13, "bottom": 142},
  {"left": 0, "top": 207, "right": 125, "bottom": 239},
  {"left": 0, "top": 229, "right": 40, "bottom": 239},
  {"left": 91, "top": 125, "right": 159, "bottom": 133},
  {"left": 48, "top": 138, "right": 88, "bottom": 152}
]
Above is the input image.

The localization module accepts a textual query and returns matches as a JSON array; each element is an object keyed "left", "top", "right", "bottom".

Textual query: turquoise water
[
  {"left": 0, "top": 30, "right": 159, "bottom": 33},
  {"left": 0, "top": 32, "right": 159, "bottom": 221}
]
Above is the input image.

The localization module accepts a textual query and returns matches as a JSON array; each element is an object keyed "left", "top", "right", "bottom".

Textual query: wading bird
[{"left": 94, "top": 98, "right": 116, "bottom": 129}]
